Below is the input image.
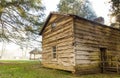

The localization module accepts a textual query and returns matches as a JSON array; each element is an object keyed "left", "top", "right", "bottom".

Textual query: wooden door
[{"left": 100, "top": 48, "right": 107, "bottom": 73}]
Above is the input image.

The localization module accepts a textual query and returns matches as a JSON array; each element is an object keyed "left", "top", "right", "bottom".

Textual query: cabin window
[
  {"left": 51, "top": 22, "right": 56, "bottom": 29},
  {"left": 52, "top": 46, "right": 57, "bottom": 58}
]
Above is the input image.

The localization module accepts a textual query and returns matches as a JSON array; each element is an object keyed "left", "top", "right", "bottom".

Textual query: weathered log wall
[
  {"left": 74, "top": 18, "right": 120, "bottom": 74},
  {"left": 42, "top": 14, "right": 75, "bottom": 72},
  {"left": 41, "top": 13, "right": 120, "bottom": 74}
]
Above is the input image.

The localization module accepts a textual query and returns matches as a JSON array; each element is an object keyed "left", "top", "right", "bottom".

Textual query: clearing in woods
[{"left": 0, "top": 60, "right": 119, "bottom": 78}]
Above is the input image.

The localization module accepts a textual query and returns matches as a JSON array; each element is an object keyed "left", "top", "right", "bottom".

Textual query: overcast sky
[{"left": 43, "top": 0, "right": 110, "bottom": 24}]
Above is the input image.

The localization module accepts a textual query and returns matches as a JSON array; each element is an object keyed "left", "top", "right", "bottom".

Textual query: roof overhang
[{"left": 39, "top": 13, "right": 53, "bottom": 35}]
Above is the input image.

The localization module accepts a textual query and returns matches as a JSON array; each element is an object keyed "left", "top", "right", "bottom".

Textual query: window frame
[
  {"left": 52, "top": 46, "right": 57, "bottom": 59},
  {"left": 51, "top": 22, "right": 56, "bottom": 29}
]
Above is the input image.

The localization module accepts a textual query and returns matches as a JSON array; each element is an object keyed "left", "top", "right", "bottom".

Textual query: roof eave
[{"left": 39, "top": 13, "right": 53, "bottom": 35}]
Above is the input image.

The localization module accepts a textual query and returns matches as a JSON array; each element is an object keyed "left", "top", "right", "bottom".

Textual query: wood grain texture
[
  {"left": 41, "top": 13, "right": 120, "bottom": 74},
  {"left": 74, "top": 18, "right": 120, "bottom": 74},
  {"left": 42, "top": 14, "right": 75, "bottom": 72}
]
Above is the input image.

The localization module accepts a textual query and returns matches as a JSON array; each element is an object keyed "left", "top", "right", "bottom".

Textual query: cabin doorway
[{"left": 100, "top": 48, "right": 107, "bottom": 73}]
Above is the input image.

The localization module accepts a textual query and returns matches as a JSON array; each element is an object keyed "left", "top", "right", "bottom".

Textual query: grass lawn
[{"left": 0, "top": 60, "right": 120, "bottom": 78}]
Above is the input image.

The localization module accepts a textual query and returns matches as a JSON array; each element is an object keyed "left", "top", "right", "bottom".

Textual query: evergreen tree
[
  {"left": 0, "top": 0, "right": 45, "bottom": 44},
  {"left": 110, "top": 0, "right": 120, "bottom": 16},
  {"left": 110, "top": 0, "right": 120, "bottom": 28}
]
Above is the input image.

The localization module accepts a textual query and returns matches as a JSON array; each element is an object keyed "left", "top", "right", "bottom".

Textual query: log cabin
[{"left": 39, "top": 12, "right": 120, "bottom": 74}]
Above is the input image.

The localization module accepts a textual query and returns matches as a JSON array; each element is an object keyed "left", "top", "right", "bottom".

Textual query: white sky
[
  {"left": 42, "top": 0, "right": 60, "bottom": 15},
  {"left": 43, "top": 0, "right": 110, "bottom": 24},
  {"left": 0, "top": 0, "right": 111, "bottom": 59}
]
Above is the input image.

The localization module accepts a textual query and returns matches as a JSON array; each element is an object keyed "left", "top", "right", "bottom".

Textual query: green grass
[{"left": 0, "top": 60, "right": 120, "bottom": 78}]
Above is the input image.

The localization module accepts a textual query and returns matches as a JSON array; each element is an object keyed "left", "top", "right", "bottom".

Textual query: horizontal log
[
  {"left": 43, "top": 19, "right": 73, "bottom": 37},
  {"left": 42, "top": 62, "right": 75, "bottom": 72}
]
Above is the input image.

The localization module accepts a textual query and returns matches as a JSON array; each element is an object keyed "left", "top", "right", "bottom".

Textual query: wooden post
[
  {"left": 34, "top": 54, "right": 35, "bottom": 60},
  {"left": 116, "top": 56, "right": 119, "bottom": 74},
  {"left": 30, "top": 54, "right": 31, "bottom": 60},
  {"left": 117, "top": 62, "right": 119, "bottom": 74}
]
